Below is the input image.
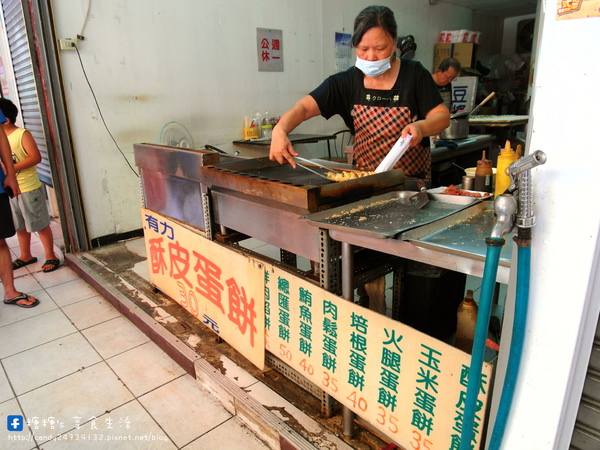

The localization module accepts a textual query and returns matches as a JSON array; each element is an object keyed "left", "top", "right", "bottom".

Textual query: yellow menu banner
[
  {"left": 141, "top": 209, "right": 265, "bottom": 369},
  {"left": 141, "top": 208, "right": 492, "bottom": 448},
  {"left": 265, "top": 264, "right": 492, "bottom": 450}
]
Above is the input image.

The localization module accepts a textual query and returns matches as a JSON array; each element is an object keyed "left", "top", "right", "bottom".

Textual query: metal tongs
[{"left": 293, "top": 157, "right": 341, "bottom": 179}]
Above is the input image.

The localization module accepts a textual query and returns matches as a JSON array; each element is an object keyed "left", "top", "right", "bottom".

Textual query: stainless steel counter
[{"left": 327, "top": 200, "right": 512, "bottom": 285}]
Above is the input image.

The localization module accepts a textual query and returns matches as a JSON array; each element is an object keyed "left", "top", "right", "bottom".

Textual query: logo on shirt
[{"left": 365, "top": 93, "right": 400, "bottom": 102}]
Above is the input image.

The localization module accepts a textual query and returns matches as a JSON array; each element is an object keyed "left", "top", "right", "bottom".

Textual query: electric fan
[{"left": 158, "top": 121, "right": 194, "bottom": 148}]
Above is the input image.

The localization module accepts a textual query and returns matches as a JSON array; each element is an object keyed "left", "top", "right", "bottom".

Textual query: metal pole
[{"left": 341, "top": 241, "right": 355, "bottom": 437}]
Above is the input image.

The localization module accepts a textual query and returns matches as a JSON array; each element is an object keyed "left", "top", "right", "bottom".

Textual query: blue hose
[
  {"left": 489, "top": 244, "right": 530, "bottom": 449},
  {"left": 460, "top": 238, "right": 504, "bottom": 450}
]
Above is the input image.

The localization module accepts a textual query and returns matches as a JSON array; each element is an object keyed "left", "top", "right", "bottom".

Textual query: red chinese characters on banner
[
  {"left": 193, "top": 251, "right": 224, "bottom": 313},
  {"left": 227, "top": 278, "right": 257, "bottom": 347},
  {"left": 147, "top": 235, "right": 257, "bottom": 347}
]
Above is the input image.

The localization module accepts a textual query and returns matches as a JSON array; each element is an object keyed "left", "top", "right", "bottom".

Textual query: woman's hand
[
  {"left": 269, "top": 125, "right": 299, "bottom": 167},
  {"left": 269, "top": 95, "right": 321, "bottom": 167},
  {"left": 401, "top": 122, "right": 424, "bottom": 147},
  {"left": 402, "top": 104, "right": 451, "bottom": 147}
]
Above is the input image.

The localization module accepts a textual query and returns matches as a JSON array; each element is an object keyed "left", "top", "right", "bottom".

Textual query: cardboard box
[{"left": 433, "top": 43, "right": 478, "bottom": 70}]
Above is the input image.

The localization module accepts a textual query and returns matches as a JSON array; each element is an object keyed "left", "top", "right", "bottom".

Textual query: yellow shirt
[{"left": 8, "top": 128, "right": 41, "bottom": 193}]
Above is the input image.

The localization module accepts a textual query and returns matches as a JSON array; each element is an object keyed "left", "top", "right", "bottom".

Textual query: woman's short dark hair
[{"left": 351, "top": 5, "right": 397, "bottom": 48}]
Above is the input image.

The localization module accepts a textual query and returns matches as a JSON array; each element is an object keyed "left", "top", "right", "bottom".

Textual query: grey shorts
[{"left": 10, "top": 186, "right": 51, "bottom": 233}]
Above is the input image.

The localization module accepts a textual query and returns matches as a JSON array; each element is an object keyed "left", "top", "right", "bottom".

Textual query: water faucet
[{"left": 491, "top": 194, "right": 518, "bottom": 239}]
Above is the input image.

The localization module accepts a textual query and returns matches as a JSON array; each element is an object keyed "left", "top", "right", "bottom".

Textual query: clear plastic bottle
[
  {"left": 474, "top": 150, "right": 493, "bottom": 193},
  {"left": 456, "top": 290, "right": 478, "bottom": 354},
  {"left": 253, "top": 112, "right": 263, "bottom": 138},
  {"left": 494, "top": 140, "right": 518, "bottom": 197}
]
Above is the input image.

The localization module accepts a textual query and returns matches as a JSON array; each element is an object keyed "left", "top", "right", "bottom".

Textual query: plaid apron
[{"left": 352, "top": 104, "right": 430, "bottom": 179}]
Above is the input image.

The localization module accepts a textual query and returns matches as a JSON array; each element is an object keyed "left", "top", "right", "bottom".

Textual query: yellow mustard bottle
[
  {"left": 494, "top": 140, "right": 518, "bottom": 197},
  {"left": 456, "top": 290, "right": 478, "bottom": 354}
]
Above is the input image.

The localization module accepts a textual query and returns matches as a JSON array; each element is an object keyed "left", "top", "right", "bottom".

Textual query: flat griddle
[
  {"left": 302, "top": 191, "right": 481, "bottom": 239},
  {"left": 199, "top": 157, "right": 405, "bottom": 212}
]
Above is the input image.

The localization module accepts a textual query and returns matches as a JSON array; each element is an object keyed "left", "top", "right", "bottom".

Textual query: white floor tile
[
  {"left": 0, "top": 309, "right": 77, "bottom": 359},
  {"left": 0, "top": 368, "right": 13, "bottom": 403},
  {"left": 44, "top": 278, "right": 101, "bottom": 307},
  {"left": 82, "top": 316, "right": 150, "bottom": 359},
  {"left": 106, "top": 342, "right": 186, "bottom": 397},
  {"left": 41, "top": 400, "right": 176, "bottom": 449},
  {"left": 0, "top": 398, "right": 34, "bottom": 448},
  {"left": 32, "top": 265, "right": 78, "bottom": 290},
  {"left": 139, "top": 375, "right": 232, "bottom": 448},
  {"left": 183, "top": 416, "right": 268, "bottom": 449},
  {"left": 18, "top": 362, "right": 134, "bottom": 430},
  {"left": 3, "top": 333, "right": 102, "bottom": 395},
  {"left": 61, "top": 295, "right": 121, "bottom": 330}
]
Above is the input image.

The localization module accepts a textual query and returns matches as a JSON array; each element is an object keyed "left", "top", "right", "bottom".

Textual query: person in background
[
  {"left": 0, "top": 107, "right": 40, "bottom": 308},
  {"left": 270, "top": 5, "right": 449, "bottom": 181},
  {"left": 0, "top": 98, "right": 60, "bottom": 273},
  {"left": 270, "top": 5, "right": 450, "bottom": 313},
  {"left": 431, "top": 57, "right": 461, "bottom": 111}
]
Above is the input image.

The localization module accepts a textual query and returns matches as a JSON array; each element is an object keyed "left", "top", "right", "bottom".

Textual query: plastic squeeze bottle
[
  {"left": 474, "top": 150, "right": 493, "bottom": 193},
  {"left": 494, "top": 140, "right": 518, "bottom": 197},
  {"left": 456, "top": 290, "right": 478, "bottom": 354}
]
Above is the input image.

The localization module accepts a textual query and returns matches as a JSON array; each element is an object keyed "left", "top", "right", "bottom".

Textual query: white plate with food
[{"left": 428, "top": 185, "right": 493, "bottom": 199}]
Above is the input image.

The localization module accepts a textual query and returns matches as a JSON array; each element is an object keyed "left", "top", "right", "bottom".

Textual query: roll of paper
[{"left": 375, "top": 134, "right": 412, "bottom": 173}]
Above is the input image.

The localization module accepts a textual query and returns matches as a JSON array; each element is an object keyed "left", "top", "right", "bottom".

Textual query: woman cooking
[{"left": 269, "top": 5, "right": 450, "bottom": 180}]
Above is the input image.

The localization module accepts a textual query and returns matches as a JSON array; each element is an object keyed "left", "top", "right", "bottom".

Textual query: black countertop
[{"left": 430, "top": 134, "right": 495, "bottom": 163}]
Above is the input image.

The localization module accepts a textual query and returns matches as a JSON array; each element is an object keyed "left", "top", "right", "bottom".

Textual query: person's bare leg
[
  {"left": 38, "top": 225, "right": 58, "bottom": 263},
  {"left": 16, "top": 228, "right": 34, "bottom": 261},
  {"left": 0, "top": 238, "right": 37, "bottom": 306}
]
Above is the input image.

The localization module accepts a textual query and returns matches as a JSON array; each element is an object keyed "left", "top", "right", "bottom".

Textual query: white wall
[
  {"left": 50, "top": 0, "right": 473, "bottom": 240},
  {"left": 492, "top": 1, "right": 600, "bottom": 448}
]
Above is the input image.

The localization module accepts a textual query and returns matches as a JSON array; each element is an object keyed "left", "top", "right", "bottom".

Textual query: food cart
[{"left": 134, "top": 142, "right": 502, "bottom": 449}]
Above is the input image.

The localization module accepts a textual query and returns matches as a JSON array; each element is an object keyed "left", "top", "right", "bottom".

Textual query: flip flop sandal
[
  {"left": 12, "top": 257, "right": 38, "bottom": 270},
  {"left": 3, "top": 293, "right": 40, "bottom": 308},
  {"left": 42, "top": 259, "right": 61, "bottom": 273}
]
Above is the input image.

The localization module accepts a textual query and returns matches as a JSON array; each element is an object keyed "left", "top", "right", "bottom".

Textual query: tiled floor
[
  {"left": 0, "top": 225, "right": 270, "bottom": 449},
  {"left": 2, "top": 219, "right": 503, "bottom": 449}
]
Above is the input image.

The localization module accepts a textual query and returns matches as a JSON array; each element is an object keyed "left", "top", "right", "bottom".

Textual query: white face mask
[{"left": 355, "top": 55, "right": 392, "bottom": 77}]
